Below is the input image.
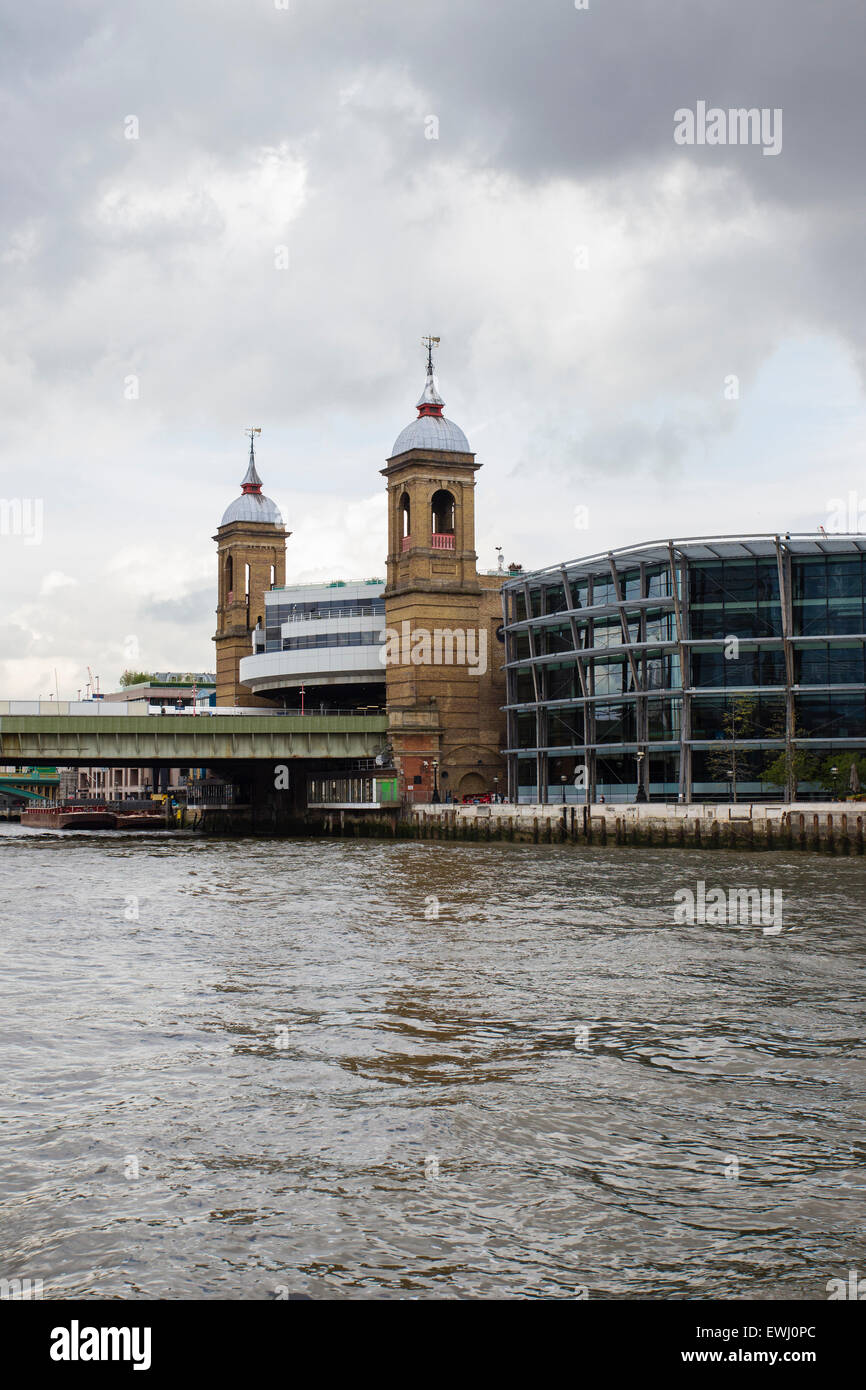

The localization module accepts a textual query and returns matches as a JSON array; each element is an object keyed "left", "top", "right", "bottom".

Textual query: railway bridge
[
  {"left": 0, "top": 709, "right": 390, "bottom": 820},
  {"left": 0, "top": 711, "right": 388, "bottom": 766}
]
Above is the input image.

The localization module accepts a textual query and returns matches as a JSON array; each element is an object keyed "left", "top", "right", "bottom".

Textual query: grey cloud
[
  {"left": 0, "top": 1, "right": 864, "bottom": 698},
  {"left": 143, "top": 588, "right": 215, "bottom": 626}
]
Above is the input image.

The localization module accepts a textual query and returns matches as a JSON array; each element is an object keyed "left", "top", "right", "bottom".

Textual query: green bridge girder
[
  {"left": 0, "top": 782, "right": 50, "bottom": 801},
  {"left": 0, "top": 714, "right": 389, "bottom": 767}
]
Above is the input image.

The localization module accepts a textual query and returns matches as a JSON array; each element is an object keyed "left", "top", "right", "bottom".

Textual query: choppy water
[{"left": 0, "top": 823, "right": 864, "bottom": 1300}]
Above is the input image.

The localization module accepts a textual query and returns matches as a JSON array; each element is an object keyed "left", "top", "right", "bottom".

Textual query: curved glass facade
[
  {"left": 239, "top": 579, "right": 387, "bottom": 707},
  {"left": 502, "top": 535, "right": 866, "bottom": 803}
]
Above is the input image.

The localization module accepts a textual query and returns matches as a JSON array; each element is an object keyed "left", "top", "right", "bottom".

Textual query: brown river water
[{"left": 0, "top": 823, "right": 864, "bottom": 1299}]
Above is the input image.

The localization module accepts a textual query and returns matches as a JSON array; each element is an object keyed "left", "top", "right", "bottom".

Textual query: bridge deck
[{"left": 0, "top": 714, "right": 389, "bottom": 766}]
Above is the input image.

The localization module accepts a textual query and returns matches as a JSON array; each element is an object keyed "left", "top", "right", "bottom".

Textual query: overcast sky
[{"left": 2, "top": 0, "right": 865, "bottom": 697}]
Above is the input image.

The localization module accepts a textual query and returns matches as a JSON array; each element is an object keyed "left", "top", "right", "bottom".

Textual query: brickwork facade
[
  {"left": 381, "top": 446, "right": 507, "bottom": 802},
  {"left": 213, "top": 519, "right": 288, "bottom": 706}
]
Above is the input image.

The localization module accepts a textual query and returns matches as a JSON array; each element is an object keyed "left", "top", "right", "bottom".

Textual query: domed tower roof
[
  {"left": 220, "top": 431, "right": 284, "bottom": 527},
  {"left": 390, "top": 340, "right": 471, "bottom": 456}
]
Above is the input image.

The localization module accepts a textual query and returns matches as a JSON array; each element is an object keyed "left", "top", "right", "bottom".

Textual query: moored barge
[{"left": 21, "top": 804, "right": 116, "bottom": 829}]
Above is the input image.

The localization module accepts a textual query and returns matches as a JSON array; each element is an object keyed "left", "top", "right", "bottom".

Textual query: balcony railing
[
  {"left": 401, "top": 535, "right": 411, "bottom": 552},
  {"left": 187, "top": 782, "right": 238, "bottom": 807},
  {"left": 432, "top": 532, "right": 455, "bottom": 550},
  {"left": 282, "top": 606, "right": 385, "bottom": 622}
]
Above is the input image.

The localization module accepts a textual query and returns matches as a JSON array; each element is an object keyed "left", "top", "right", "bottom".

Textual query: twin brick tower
[{"left": 213, "top": 343, "right": 507, "bottom": 801}]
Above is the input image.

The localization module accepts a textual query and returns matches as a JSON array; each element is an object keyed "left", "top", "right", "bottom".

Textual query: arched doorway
[{"left": 458, "top": 771, "right": 486, "bottom": 798}]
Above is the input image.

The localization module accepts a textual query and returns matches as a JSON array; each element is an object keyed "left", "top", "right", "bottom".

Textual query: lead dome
[
  {"left": 390, "top": 361, "right": 471, "bottom": 457},
  {"left": 220, "top": 436, "right": 284, "bottom": 527}
]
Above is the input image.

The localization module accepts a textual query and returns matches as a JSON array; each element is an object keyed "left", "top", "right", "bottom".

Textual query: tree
[
  {"left": 706, "top": 696, "right": 757, "bottom": 802},
  {"left": 119, "top": 670, "right": 153, "bottom": 687},
  {"left": 761, "top": 708, "right": 818, "bottom": 803},
  {"left": 762, "top": 746, "right": 819, "bottom": 801}
]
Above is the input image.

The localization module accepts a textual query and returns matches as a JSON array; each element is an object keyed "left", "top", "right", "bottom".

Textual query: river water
[{"left": 1, "top": 823, "right": 863, "bottom": 1300}]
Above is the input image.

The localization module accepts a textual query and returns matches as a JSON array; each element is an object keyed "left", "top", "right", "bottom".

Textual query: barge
[{"left": 21, "top": 804, "right": 117, "bottom": 829}]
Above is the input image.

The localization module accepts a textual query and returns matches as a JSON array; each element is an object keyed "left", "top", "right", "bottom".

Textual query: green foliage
[
  {"left": 119, "top": 670, "right": 153, "bottom": 687},
  {"left": 762, "top": 746, "right": 819, "bottom": 796},
  {"left": 815, "top": 751, "right": 866, "bottom": 796},
  {"left": 760, "top": 708, "right": 819, "bottom": 801},
  {"left": 705, "top": 697, "right": 758, "bottom": 798}
]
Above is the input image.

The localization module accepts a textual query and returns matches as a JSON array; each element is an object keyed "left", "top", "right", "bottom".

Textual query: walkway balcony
[{"left": 431, "top": 532, "right": 455, "bottom": 550}]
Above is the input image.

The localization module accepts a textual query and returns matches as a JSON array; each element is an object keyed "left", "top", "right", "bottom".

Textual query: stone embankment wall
[
  {"left": 185, "top": 797, "right": 866, "bottom": 852},
  {"left": 406, "top": 801, "right": 866, "bottom": 854}
]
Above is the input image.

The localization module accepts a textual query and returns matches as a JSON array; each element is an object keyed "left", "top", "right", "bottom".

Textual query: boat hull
[{"left": 21, "top": 807, "right": 117, "bottom": 829}]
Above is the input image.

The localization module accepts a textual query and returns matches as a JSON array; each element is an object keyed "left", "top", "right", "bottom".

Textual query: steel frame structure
[{"left": 501, "top": 533, "right": 866, "bottom": 803}]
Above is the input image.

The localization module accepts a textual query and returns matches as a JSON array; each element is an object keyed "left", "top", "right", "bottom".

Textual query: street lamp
[
  {"left": 830, "top": 765, "right": 839, "bottom": 801},
  {"left": 493, "top": 774, "right": 500, "bottom": 804},
  {"left": 560, "top": 773, "right": 567, "bottom": 804},
  {"left": 635, "top": 749, "right": 647, "bottom": 802},
  {"left": 431, "top": 758, "right": 440, "bottom": 803}
]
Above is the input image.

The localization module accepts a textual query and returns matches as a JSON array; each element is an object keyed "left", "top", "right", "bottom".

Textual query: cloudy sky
[{"left": 2, "top": 0, "right": 865, "bottom": 697}]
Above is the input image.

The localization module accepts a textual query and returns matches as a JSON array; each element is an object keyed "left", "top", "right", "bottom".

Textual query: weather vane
[
  {"left": 421, "top": 335, "right": 440, "bottom": 374},
  {"left": 245, "top": 426, "right": 261, "bottom": 445}
]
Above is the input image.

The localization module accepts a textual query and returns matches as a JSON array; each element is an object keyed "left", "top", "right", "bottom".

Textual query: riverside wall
[
  {"left": 183, "top": 796, "right": 866, "bottom": 853},
  {"left": 404, "top": 800, "right": 866, "bottom": 854}
]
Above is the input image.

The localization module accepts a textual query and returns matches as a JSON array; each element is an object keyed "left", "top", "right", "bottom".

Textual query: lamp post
[
  {"left": 431, "top": 758, "right": 440, "bottom": 804},
  {"left": 560, "top": 773, "right": 567, "bottom": 804},
  {"left": 493, "top": 774, "right": 500, "bottom": 804},
  {"left": 635, "top": 749, "right": 647, "bottom": 802},
  {"left": 830, "top": 765, "right": 839, "bottom": 802}
]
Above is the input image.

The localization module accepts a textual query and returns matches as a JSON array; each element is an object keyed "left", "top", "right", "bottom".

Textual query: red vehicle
[{"left": 461, "top": 792, "right": 492, "bottom": 804}]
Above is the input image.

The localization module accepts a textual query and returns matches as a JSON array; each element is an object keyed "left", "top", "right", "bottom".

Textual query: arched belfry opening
[
  {"left": 225, "top": 554, "right": 234, "bottom": 601},
  {"left": 431, "top": 488, "right": 455, "bottom": 537},
  {"left": 400, "top": 491, "right": 411, "bottom": 539}
]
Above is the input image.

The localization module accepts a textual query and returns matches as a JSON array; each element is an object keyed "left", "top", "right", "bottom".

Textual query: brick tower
[
  {"left": 382, "top": 341, "right": 506, "bottom": 803},
  {"left": 213, "top": 430, "right": 289, "bottom": 707}
]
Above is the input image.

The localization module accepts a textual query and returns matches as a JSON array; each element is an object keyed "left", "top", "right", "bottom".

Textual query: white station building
[{"left": 238, "top": 579, "right": 386, "bottom": 710}]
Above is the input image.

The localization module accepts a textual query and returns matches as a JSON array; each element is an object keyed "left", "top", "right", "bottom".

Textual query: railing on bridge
[{"left": 0, "top": 701, "right": 386, "bottom": 718}]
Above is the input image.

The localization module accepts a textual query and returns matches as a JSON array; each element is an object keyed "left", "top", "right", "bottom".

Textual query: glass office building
[{"left": 502, "top": 535, "right": 866, "bottom": 803}]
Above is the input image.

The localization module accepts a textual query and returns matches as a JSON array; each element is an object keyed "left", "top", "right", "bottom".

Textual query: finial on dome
[
  {"left": 417, "top": 335, "right": 444, "bottom": 417},
  {"left": 241, "top": 426, "right": 263, "bottom": 494}
]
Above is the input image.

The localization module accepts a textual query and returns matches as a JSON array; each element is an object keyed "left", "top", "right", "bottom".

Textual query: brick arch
[{"left": 457, "top": 771, "right": 486, "bottom": 796}]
